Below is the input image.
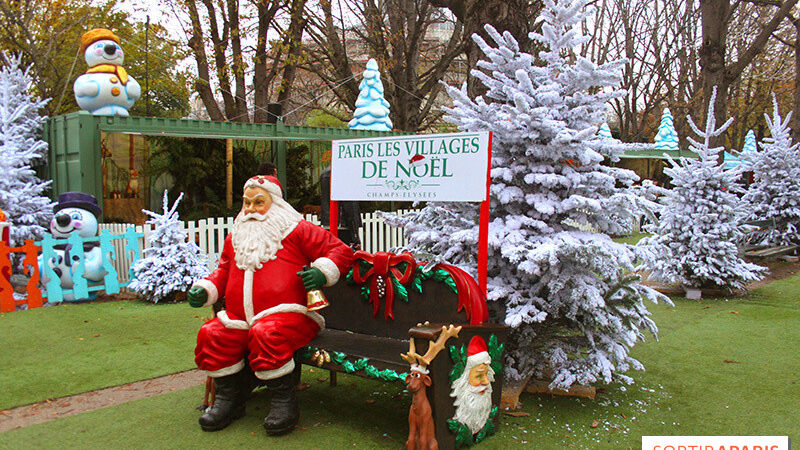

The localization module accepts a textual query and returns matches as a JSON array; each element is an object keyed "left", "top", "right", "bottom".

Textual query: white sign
[{"left": 330, "top": 132, "right": 491, "bottom": 202}]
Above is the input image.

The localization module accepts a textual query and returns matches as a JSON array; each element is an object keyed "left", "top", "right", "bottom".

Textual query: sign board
[{"left": 330, "top": 132, "right": 491, "bottom": 202}]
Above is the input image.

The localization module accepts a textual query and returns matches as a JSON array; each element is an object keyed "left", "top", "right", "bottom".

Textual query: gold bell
[{"left": 307, "top": 289, "right": 329, "bottom": 311}]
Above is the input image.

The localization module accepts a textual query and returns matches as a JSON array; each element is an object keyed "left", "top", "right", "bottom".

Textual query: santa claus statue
[
  {"left": 187, "top": 175, "right": 353, "bottom": 435},
  {"left": 450, "top": 336, "right": 496, "bottom": 436}
]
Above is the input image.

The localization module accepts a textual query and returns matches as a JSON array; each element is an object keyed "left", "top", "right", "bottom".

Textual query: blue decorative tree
[
  {"left": 742, "top": 129, "right": 757, "bottom": 154},
  {"left": 597, "top": 122, "right": 612, "bottom": 138},
  {"left": 348, "top": 59, "right": 393, "bottom": 131},
  {"left": 654, "top": 108, "right": 679, "bottom": 151}
]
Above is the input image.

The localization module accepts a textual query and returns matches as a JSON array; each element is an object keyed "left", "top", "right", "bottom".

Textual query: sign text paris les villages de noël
[{"left": 330, "top": 132, "right": 491, "bottom": 202}]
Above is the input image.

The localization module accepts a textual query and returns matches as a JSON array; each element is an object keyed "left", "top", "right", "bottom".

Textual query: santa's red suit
[{"left": 193, "top": 182, "right": 353, "bottom": 381}]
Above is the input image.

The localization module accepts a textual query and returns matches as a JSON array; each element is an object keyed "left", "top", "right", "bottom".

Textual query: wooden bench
[
  {"left": 207, "top": 252, "right": 508, "bottom": 449},
  {"left": 745, "top": 245, "right": 798, "bottom": 258}
]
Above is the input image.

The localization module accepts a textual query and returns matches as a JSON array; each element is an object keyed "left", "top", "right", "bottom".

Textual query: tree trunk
[
  {"left": 428, "top": 0, "right": 540, "bottom": 98},
  {"left": 699, "top": 0, "right": 798, "bottom": 162},
  {"left": 228, "top": 0, "right": 249, "bottom": 122},
  {"left": 276, "top": 0, "right": 309, "bottom": 121},
  {"left": 793, "top": 18, "right": 800, "bottom": 139}
]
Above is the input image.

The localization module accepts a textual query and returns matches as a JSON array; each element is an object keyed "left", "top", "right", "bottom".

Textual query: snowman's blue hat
[{"left": 54, "top": 192, "right": 101, "bottom": 218}]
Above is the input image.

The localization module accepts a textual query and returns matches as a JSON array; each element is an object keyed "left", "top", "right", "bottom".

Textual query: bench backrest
[{"left": 321, "top": 278, "right": 474, "bottom": 340}]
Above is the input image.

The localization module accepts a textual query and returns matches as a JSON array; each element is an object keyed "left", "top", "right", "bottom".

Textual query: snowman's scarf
[{"left": 86, "top": 64, "right": 129, "bottom": 84}]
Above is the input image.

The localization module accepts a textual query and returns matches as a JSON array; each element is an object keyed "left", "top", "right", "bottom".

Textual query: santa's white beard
[
  {"left": 231, "top": 199, "right": 302, "bottom": 271},
  {"left": 451, "top": 369, "right": 494, "bottom": 435}
]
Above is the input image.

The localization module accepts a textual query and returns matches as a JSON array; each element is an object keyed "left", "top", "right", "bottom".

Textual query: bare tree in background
[
  {"left": 180, "top": 0, "right": 308, "bottom": 122},
  {"left": 767, "top": 12, "right": 800, "bottom": 139},
  {"left": 303, "top": 0, "right": 467, "bottom": 131},
  {"left": 699, "top": 0, "right": 798, "bottom": 161},
  {"left": 582, "top": 0, "right": 702, "bottom": 148},
  {"left": 426, "top": 0, "right": 543, "bottom": 97},
  {"left": 725, "top": 4, "right": 794, "bottom": 149}
]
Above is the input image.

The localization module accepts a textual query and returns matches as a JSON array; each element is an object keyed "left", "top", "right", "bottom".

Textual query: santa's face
[
  {"left": 468, "top": 363, "right": 491, "bottom": 393},
  {"left": 242, "top": 187, "right": 273, "bottom": 216}
]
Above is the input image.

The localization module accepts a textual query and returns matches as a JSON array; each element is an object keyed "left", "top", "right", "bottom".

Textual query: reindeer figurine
[{"left": 401, "top": 324, "right": 462, "bottom": 450}]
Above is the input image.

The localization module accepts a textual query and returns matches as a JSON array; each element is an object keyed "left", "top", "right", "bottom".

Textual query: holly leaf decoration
[
  {"left": 360, "top": 285, "right": 369, "bottom": 303},
  {"left": 449, "top": 343, "right": 467, "bottom": 382},
  {"left": 392, "top": 276, "right": 409, "bottom": 302},
  {"left": 487, "top": 334, "right": 504, "bottom": 374},
  {"left": 345, "top": 269, "right": 354, "bottom": 284},
  {"left": 473, "top": 407, "right": 498, "bottom": 443},
  {"left": 447, "top": 419, "right": 473, "bottom": 448},
  {"left": 411, "top": 274, "right": 423, "bottom": 294},
  {"left": 432, "top": 269, "right": 458, "bottom": 293}
]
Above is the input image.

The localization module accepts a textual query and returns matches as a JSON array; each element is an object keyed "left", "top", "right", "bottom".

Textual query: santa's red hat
[
  {"left": 466, "top": 335, "right": 491, "bottom": 367},
  {"left": 244, "top": 175, "right": 283, "bottom": 198}
]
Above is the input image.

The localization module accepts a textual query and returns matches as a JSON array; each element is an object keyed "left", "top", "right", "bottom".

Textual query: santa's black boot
[
  {"left": 198, "top": 372, "right": 246, "bottom": 431},
  {"left": 262, "top": 373, "right": 300, "bottom": 435}
]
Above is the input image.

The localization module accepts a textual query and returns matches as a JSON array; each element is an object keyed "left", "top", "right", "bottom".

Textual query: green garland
[
  {"left": 300, "top": 346, "right": 407, "bottom": 382},
  {"left": 447, "top": 407, "right": 498, "bottom": 447},
  {"left": 412, "top": 265, "right": 457, "bottom": 295},
  {"left": 344, "top": 262, "right": 457, "bottom": 304},
  {"left": 449, "top": 334, "right": 504, "bottom": 382}
]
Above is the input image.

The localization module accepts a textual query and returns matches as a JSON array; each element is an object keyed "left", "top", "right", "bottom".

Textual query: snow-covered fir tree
[
  {"left": 640, "top": 87, "right": 766, "bottom": 289},
  {"left": 128, "top": 191, "right": 209, "bottom": 303},
  {"left": 0, "top": 53, "right": 54, "bottom": 253},
  {"left": 348, "top": 59, "right": 392, "bottom": 131},
  {"left": 740, "top": 96, "right": 800, "bottom": 246},
  {"left": 385, "top": 0, "right": 668, "bottom": 390},
  {"left": 654, "top": 108, "right": 679, "bottom": 151}
]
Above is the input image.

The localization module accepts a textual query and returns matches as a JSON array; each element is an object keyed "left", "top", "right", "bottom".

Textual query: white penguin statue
[{"left": 73, "top": 28, "right": 141, "bottom": 116}]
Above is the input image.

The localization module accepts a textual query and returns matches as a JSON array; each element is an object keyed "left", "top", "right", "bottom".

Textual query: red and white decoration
[{"left": 193, "top": 177, "right": 353, "bottom": 380}]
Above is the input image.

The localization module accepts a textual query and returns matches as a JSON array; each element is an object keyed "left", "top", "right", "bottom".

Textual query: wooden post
[
  {"left": 226, "top": 138, "right": 233, "bottom": 209},
  {"left": 129, "top": 134, "right": 135, "bottom": 170}
]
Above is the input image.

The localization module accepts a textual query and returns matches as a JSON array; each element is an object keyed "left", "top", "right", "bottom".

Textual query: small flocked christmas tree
[
  {"left": 740, "top": 96, "right": 800, "bottom": 246},
  {"left": 640, "top": 87, "right": 766, "bottom": 290},
  {"left": 654, "top": 108, "right": 679, "bottom": 151},
  {"left": 128, "top": 191, "right": 209, "bottom": 303},
  {"left": 0, "top": 53, "right": 54, "bottom": 254},
  {"left": 348, "top": 59, "right": 393, "bottom": 131},
  {"left": 385, "top": 0, "right": 668, "bottom": 392}
]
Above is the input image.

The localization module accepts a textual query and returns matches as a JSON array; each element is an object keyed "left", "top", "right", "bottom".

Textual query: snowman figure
[
  {"left": 73, "top": 28, "right": 140, "bottom": 116},
  {"left": 39, "top": 193, "right": 107, "bottom": 302}
]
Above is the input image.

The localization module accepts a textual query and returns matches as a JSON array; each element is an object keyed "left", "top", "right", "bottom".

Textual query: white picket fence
[{"left": 100, "top": 211, "right": 412, "bottom": 283}]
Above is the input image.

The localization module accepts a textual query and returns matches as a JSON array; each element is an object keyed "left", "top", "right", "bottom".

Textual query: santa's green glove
[
  {"left": 187, "top": 286, "right": 208, "bottom": 308},
  {"left": 297, "top": 267, "right": 326, "bottom": 291}
]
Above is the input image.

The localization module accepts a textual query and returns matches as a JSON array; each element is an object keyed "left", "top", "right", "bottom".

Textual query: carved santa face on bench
[{"left": 451, "top": 336, "right": 495, "bottom": 435}]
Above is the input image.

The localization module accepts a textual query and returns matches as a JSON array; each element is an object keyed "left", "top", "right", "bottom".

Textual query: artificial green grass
[
  {"left": 613, "top": 231, "right": 647, "bottom": 245},
  {"left": 0, "top": 300, "right": 203, "bottom": 410},
  {"left": 2, "top": 274, "right": 798, "bottom": 448}
]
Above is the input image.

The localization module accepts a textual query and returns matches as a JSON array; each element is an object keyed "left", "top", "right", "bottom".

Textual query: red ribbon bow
[{"left": 352, "top": 251, "right": 415, "bottom": 321}]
